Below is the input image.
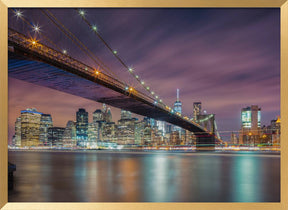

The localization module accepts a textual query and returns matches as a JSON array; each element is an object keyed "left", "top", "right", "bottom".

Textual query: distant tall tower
[
  {"left": 193, "top": 102, "right": 202, "bottom": 121},
  {"left": 173, "top": 89, "right": 182, "bottom": 134},
  {"left": 20, "top": 108, "right": 43, "bottom": 147},
  {"left": 76, "top": 108, "right": 88, "bottom": 147},
  {"left": 174, "top": 89, "right": 182, "bottom": 114}
]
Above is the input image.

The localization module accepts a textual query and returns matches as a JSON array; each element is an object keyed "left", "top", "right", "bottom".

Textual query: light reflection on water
[{"left": 8, "top": 151, "right": 280, "bottom": 202}]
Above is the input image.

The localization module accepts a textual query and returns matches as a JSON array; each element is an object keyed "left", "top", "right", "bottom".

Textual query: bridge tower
[{"left": 195, "top": 113, "right": 218, "bottom": 150}]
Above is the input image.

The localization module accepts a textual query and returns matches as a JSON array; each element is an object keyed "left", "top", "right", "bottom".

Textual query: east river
[{"left": 8, "top": 150, "right": 280, "bottom": 202}]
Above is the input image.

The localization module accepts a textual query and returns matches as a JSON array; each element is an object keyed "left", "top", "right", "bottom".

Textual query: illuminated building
[
  {"left": 76, "top": 108, "right": 88, "bottom": 147},
  {"left": 173, "top": 89, "right": 182, "bottom": 134},
  {"left": 263, "top": 117, "right": 281, "bottom": 145},
  {"left": 170, "top": 131, "right": 181, "bottom": 145},
  {"left": 193, "top": 102, "right": 202, "bottom": 121},
  {"left": 87, "top": 122, "right": 100, "bottom": 148},
  {"left": 231, "top": 132, "right": 238, "bottom": 145},
  {"left": 48, "top": 127, "right": 65, "bottom": 147},
  {"left": 156, "top": 121, "right": 166, "bottom": 136},
  {"left": 39, "top": 114, "right": 53, "bottom": 146},
  {"left": 121, "top": 109, "right": 132, "bottom": 120},
  {"left": 272, "top": 117, "right": 281, "bottom": 144},
  {"left": 93, "top": 109, "right": 104, "bottom": 122},
  {"left": 102, "top": 122, "right": 116, "bottom": 142},
  {"left": 93, "top": 105, "right": 112, "bottom": 123},
  {"left": 62, "top": 120, "right": 77, "bottom": 148},
  {"left": 143, "top": 126, "right": 152, "bottom": 145},
  {"left": 239, "top": 105, "right": 261, "bottom": 145},
  {"left": 117, "top": 117, "right": 136, "bottom": 145},
  {"left": 135, "top": 121, "right": 145, "bottom": 145},
  {"left": 102, "top": 104, "right": 112, "bottom": 122},
  {"left": 14, "top": 117, "right": 21, "bottom": 147},
  {"left": 20, "top": 108, "right": 42, "bottom": 147},
  {"left": 105, "top": 108, "right": 112, "bottom": 122},
  {"left": 174, "top": 89, "right": 182, "bottom": 114},
  {"left": 165, "top": 124, "right": 172, "bottom": 134},
  {"left": 143, "top": 117, "right": 156, "bottom": 127}
]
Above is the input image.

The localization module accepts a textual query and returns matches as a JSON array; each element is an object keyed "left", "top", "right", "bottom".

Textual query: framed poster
[{"left": 1, "top": 0, "right": 287, "bottom": 209}]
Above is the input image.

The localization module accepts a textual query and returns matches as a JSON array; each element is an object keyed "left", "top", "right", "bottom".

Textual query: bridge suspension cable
[
  {"left": 40, "top": 9, "right": 125, "bottom": 83},
  {"left": 12, "top": 8, "right": 134, "bottom": 92},
  {"left": 10, "top": 9, "right": 62, "bottom": 53},
  {"left": 75, "top": 9, "right": 167, "bottom": 107}
]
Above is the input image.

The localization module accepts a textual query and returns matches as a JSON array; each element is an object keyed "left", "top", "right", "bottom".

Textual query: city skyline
[
  {"left": 10, "top": 102, "right": 280, "bottom": 147},
  {"left": 8, "top": 8, "right": 280, "bottom": 143}
]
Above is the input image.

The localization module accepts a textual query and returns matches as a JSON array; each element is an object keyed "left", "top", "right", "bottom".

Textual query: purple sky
[{"left": 8, "top": 8, "right": 280, "bottom": 142}]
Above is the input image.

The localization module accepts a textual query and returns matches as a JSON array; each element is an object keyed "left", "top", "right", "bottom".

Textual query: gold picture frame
[{"left": 1, "top": 0, "right": 287, "bottom": 209}]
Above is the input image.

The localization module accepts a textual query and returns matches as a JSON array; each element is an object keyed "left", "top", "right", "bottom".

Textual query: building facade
[
  {"left": 62, "top": 120, "right": 77, "bottom": 148},
  {"left": 76, "top": 108, "right": 88, "bottom": 147},
  {"left": 239, "top": 105, "right": 261, "bottom": 145},
  {"left": 39, "top": 114, "right": 53, "bottom": 146},
  {"left": 48, "top": 127, "right": 65, "bottom": 147},
  {"left": 20, "top": 108, "right": 43, "bottom": 147}
]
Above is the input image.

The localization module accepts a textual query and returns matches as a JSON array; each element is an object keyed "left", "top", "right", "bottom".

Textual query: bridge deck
[{"left": 9, "top": 51, "right": 207, "bottom": 134}]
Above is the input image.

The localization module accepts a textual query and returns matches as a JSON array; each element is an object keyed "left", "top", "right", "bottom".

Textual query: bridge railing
[{"left": 8, "top": 28, "right": 162, "bottom": 106}]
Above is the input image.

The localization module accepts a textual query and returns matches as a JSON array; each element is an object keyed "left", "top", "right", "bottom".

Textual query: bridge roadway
[{"left": 8, "top": 28, "right": 216, "bottom": 147}]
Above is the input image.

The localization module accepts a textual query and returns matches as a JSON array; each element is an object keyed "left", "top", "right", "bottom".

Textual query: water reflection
[{"left": 8, "top": 151, "right": 280, "bottom": 202}]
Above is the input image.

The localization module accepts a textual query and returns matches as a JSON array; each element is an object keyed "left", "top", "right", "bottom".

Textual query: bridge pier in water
[{"left": 196, "top": 135, "right": 215, "bottom": 150}]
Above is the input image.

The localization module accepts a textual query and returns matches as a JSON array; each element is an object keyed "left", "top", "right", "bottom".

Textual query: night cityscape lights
[{"left": 10, "top": 101, "right": 280, "bottom": 151}]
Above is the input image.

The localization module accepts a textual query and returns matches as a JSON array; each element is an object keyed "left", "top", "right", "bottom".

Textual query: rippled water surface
[{"left": 8, "top": 151, "right": 280, "bottom": 202}]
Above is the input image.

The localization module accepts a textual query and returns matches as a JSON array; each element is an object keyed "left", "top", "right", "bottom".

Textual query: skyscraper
[
  {"left": 20, "top": 108, "right": 43, "bottom": 147},
  {"left": 39, "top": 114, "right": 53, "bottom": 146},
  {"left": 76, "top": 108, "right": 88, "bottom": 147},
  {"left": 173, "top": 89, "right": 182, "bottom": 134},
  {"left": 174, "top": 89, "right": 182, "bottom": 114},
  {"left": 239, "top": 105, "right": 261, "bottom": 145}
]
